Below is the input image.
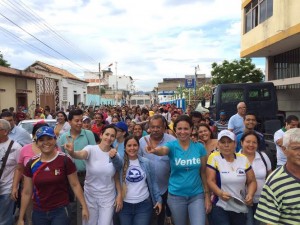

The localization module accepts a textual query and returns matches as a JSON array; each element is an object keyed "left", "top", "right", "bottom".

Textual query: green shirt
[{"left": 58, "top": 129, "right": 96, "bottom": 172}]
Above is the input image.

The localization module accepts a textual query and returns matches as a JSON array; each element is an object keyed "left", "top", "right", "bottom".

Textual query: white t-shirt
[
  {"left": 274, "top": 128, "right": 285, "bottom": 166},
  {"left": 251, "top": 151, "right": 272, "bottom": 203},
  {"left": 124, "top": 159, "right": 149, "bottom": 204},
  {"left": 84, "top": 145, "right": 116, "bottom": 202},
  {"left": 0, "top": 139, "right": 22, "bottom": 195}
]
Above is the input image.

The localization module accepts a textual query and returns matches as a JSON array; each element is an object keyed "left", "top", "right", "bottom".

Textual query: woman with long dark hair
[
  {"left": 119, "top": 135, "right": 162, "bottom": 225},
  {"left": 147, "top": 115, "right": 210, "bottom": 225}
]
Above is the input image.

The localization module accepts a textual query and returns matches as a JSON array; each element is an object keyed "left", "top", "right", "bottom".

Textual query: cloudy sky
[{"left": 0, "top": 0, "right": 264, "bottom": 91}]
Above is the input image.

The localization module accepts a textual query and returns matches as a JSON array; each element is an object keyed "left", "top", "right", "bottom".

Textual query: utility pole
[
  {"left": 99, "top": 62, "right": 101, "bottom": 106},
  {"left": 194, "top": 65, "right": 200, "bottom": 107}
]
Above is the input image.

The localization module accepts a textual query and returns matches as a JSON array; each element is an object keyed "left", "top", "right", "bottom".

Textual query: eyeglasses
[{"left": 191, "top": 133, "right": 198, "bottom": 137}]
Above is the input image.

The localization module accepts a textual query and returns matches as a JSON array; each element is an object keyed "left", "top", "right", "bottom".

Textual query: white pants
[{"left": 83, "top": 192, "right": 115, "bottom": 225}]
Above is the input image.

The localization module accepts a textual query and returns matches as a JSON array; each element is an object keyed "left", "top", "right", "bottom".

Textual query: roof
[
  {"left": 0, "top": 65, "right": 43, "bottom": 79},
  {"left": 28, "top": 61, "right": 88, "bottom": 83}
]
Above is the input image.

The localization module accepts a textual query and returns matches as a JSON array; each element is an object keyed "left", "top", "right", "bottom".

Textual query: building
[
  {"left": 27, "top": 61, "right": 88, "bottom": 111},
  {"left": 0, "top": 65, "right": 42, "bottom": 113},
  {"left": 241, "top": 0, "right": 300, "bottom": 116},
  {"left": 157, "top": 75, "right": 211, "bottom": 106}
]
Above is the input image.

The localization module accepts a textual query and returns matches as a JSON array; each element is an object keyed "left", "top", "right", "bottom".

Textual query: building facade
[
  {"left": 0, "top": 66, "right": 42, "bottom": 113},
  {"left": 27, "top": 61, "right": 88, "bottom": 111},
  {"left": 241, "top": 0, "right": 300, "bottom": 116}
]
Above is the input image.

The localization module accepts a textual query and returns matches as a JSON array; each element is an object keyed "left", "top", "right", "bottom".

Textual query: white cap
[{"left": 218, "top": 130, "right": 235, "bottom": 141}]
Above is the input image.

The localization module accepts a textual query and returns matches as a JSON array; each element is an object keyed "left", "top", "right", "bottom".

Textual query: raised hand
[
  {"left": 109, "top": 144, "right": 118, "bottom": 158},
  {"left": 64, "top": 136, "right": 74, "bottom": 155},
  {"left": 144, "top": 137, "right": 155, "bottom": 153}
]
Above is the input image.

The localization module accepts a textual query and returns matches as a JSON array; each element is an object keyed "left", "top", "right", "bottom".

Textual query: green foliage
[
  {"left": 100, "top": 87, "right": 106, "bottom": 95},
  {"left": 0, "top": 51, "right": 10, "bottom": 67},
  {"left": 211, "top": 58, "right": 264, "bottom": 84}
]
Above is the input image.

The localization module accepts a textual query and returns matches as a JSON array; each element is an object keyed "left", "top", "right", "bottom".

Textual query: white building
[
  {"left": 27, "top": 61, "right": 88, "bottom": 110},
  {"left": 108, "top": 75, "right": 134, "bottom": 92}
]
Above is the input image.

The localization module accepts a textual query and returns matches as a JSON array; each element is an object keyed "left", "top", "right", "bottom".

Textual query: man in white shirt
[
  {"left": 0, "top": 119, "right": 22, "bottom": 225},
  {"left": 274, "top": 115, "right": 299, "bottom": 167}
]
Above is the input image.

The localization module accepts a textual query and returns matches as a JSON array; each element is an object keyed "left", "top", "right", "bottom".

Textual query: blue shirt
[
  {"left": 9, "top": 126, "right": 32, "bottom": 147},
  {"left": 228, "top": 113, "right": 245, "bottom": 135},
  {"left": 58, "top": 129, "right": 96, "bottom": 172},
  {"left": 113, "top": 140, "right": 125, "bottom": 159},
  {"left": 165, "top": 140, "right": 207, "bottom": 197},
  {"left": 139, "top": 133, "right": 176, "bottom": 195}
]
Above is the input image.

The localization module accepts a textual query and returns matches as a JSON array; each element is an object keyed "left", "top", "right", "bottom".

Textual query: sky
[{"left": 0, "top": 0, "right": 265, "bottom": 91}]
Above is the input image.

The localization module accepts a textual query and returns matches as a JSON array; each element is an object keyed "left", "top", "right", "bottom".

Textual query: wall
[
  {"left": 0, "top": 76, "right": 17, "bottom": 109},
  {"left": 241, "top": 0, "right": 300, "bottom": 56}
]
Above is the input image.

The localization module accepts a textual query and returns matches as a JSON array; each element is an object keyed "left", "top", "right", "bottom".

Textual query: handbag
[{"left": 0, "top": 140, "right": 14, "bottom": 179}]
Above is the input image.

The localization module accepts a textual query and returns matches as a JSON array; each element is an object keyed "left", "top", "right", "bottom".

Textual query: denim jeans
[
  {"left": 167, "top": 193, "right": 205, "bottom": 225},
  {"left": 119, "top": 197, "right": 153, "bottom": 225},
  {"left": 210, "top": 204, "right": 247, "bottom": 225},
  {"left": 0, "top": 194, "right": 15, "bottom": 225},
  {"left": 246, "top": 204, "right": 260, "bottom": 225},
  {"left": 32, "top": 206, "right": 70, "bottom": 225}
]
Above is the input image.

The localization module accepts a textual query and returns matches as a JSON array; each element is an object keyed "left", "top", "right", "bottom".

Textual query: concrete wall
[
  {"left": 277, "top": 89, "right": 300, "bottom": 118},
  {"left": 241, "top": 0, "right": 300, "bottom": 56},
  {"left": 0, "top": 76, "right": 17, "bottom": 109}
]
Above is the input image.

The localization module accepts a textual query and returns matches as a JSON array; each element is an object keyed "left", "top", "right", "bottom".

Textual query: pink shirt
[{"left": 18, "top": 143, "right": 62, "bottom": 167}]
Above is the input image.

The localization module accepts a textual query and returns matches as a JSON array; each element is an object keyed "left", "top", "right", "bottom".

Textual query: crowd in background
[{"left": 0, "top": 101, "right": 300, "bottom": 225}]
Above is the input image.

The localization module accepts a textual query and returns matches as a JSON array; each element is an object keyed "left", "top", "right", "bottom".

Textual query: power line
[
  {"left": 0, "top": 11, "right": 93, "bottom": 72},
  {"left": 3, "top": 0, "right": 99, "bottom": 64},
  {"left": 0, "top": 24, "right": 88, "bottom": 74}
]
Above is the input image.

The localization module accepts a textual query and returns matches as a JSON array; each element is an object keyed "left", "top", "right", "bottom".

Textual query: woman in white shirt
[
  {"left": 240, "top": 131, "right": 272, "bottom": 225},
  {"left": 64, "top": 124, "right": 123, "bottom": 225},
  {"left": 119, "top": 136, "right": 162, "bottom": 225}
]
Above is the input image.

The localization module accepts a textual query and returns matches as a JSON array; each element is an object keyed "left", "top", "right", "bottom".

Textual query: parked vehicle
[
  {"left": 18, "top": 119, "right": 57, "bottom": 139},
  {"left": 206, "top": 82, "right": 284, "bottom": 169},
  {"left": 130, "top": 94, "right": 151, "bottom": 108}
]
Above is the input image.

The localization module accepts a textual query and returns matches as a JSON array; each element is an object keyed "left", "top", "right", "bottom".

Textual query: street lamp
[{"left": 177, "top": 83, "right": 183, "bottom": 99}]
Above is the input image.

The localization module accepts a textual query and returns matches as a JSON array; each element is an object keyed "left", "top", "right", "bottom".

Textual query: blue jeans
[
  {"left": 119, "top": 198, "right": 153, "bottom": 225},
  {"left": 246, "top": 204, "right": 260, "bottom": 225},
  {"left": 32, "top": 205, "right": 70, "bottom": 225},
  {"left": 0, "top": 194, "right": 15, "bottom": 225},
  {"left": 210, "top": 204, "right": 247, "bottom": 225},
  {"left": 167, "top": 193, "right": 205, "bottom": 225}
]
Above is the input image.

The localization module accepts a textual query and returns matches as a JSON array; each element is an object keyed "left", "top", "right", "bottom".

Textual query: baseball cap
[
  {"left": 220, "top": 111, "right": 226, "bottom": 115},
  {"left": 218, "top": 130, "right": 235, "bottom": 141},
  {"left": 82, "top": 116, "right": 91, "bottom": 122},
  {"left": 115, "top": 121, "right": 128, "bottom": 133},
  {"left": 35, "top": 126, "right": 56, "bottom": 140}
]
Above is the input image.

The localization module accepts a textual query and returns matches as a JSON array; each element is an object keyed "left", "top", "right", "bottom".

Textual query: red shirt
[
  {"left": 91, "top": 124, "right": 104, "bottom": 137},
  {"left": 24, "top": 152, "right": 76, "bottom": 211}
]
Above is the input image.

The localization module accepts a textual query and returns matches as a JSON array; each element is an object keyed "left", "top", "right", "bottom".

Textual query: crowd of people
[{"left": 0, "top": 101, "right": 300, "bottom": 225}]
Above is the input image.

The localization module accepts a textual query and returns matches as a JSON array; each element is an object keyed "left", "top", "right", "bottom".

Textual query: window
[
  {"left": 248, "top": 88, "right": 271, "bottom": 101},
  {"left": 272, "top": 47, "right": 300, "bottom": 80},
  {"left": 221, "top": 89, "right": 244, "bottom": 103},
  {"left": 63, "top": 87, "right": 67, "bottom": 100},
  {"left": 244, "top": 0, "right": 273, "bottom": 33}
]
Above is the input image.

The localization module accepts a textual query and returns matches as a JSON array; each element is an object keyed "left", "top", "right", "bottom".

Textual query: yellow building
[
  {"left": 241, "top": 0, "right": 300, "bottom": 116},
  {"left": 0, "top": 65, "right": 42, "bottom": 115}
]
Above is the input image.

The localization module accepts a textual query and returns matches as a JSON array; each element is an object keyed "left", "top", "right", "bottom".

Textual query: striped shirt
[{"left": 254, "top": 165, "right": 300, "bottom": 225}]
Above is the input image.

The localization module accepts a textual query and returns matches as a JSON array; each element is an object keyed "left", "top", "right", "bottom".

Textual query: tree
[
  {"left": 211, "top": 58, "right": 264, "bottom": 84},
  {"left": 0, "top": 51, "right": 10, "bottom": 67}
]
